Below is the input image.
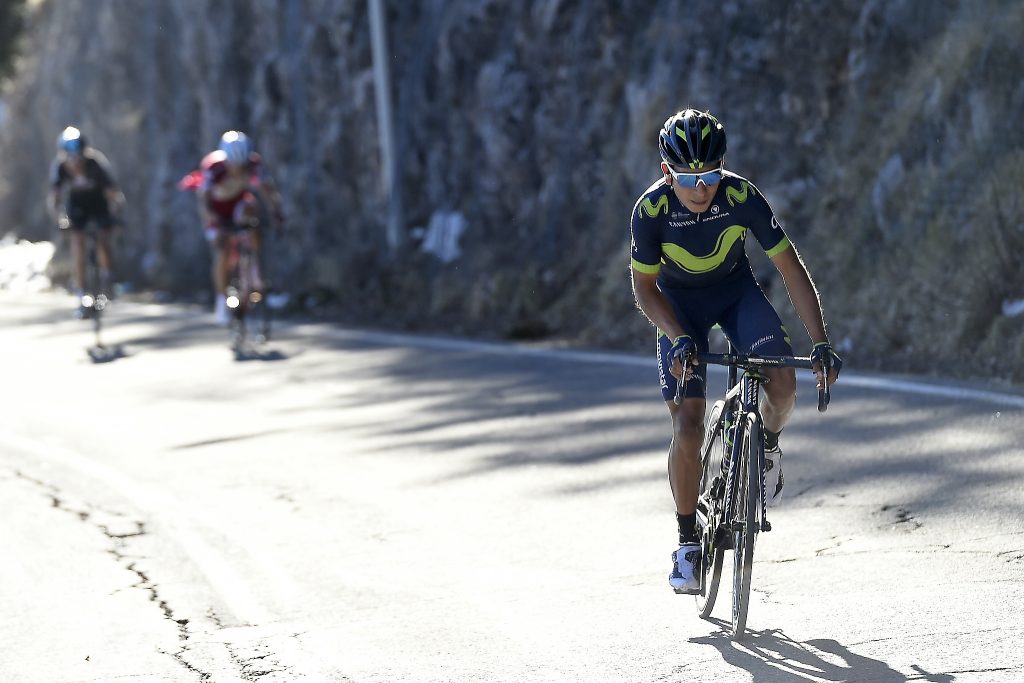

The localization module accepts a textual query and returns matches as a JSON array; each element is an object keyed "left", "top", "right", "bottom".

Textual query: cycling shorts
[
  {"left": 65, "top": 196, "right": 115, "bottom": 232},
  {"left": 656, "top": 269, "right": 793, "bottom": 401}
]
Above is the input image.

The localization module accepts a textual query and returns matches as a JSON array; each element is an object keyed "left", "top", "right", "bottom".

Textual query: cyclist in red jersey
[{"left": 181, "top": 131, "right": 284, "bottom": 323}]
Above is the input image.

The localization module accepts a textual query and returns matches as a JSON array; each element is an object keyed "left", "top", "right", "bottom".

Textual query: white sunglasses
[{"left": 665, "top": 164, "right": 724, "bottom": 188}]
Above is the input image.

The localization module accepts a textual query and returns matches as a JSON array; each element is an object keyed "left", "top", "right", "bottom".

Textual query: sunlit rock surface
[{"left": 1, "top": 1, "right": 1021, "bottom": 381}]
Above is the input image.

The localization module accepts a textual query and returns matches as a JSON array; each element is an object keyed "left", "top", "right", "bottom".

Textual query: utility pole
[{"left": 368, "top": 0, "right": 402, "bottom": 254}]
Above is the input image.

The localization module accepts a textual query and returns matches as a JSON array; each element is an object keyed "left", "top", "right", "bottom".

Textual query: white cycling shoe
[
  {"left": 669, "top": 543, "right": 701, "bottom": 594},
  {"left": 764, "top": 443, "right": 785, "bottom": 507}
]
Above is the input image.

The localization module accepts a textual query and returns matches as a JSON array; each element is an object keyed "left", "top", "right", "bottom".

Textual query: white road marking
[{"left": 291, "top": 324, "right": 1024, "bottom": 409}]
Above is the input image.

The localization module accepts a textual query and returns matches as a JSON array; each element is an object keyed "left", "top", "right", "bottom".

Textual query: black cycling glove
[
  {"left": 810, "top": 342, "right": 843, "bottom": 378},
  {"left": 670, "top": 335, "right": 696, "bottom": 363}
]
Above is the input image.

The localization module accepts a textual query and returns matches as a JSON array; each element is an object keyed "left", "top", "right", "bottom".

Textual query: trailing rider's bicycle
[
  {"left": 679, "top": 346, "right": 832, "bottom": 640},
  {"left": 222, "top": 223, "right": 271, "bottom": 354}
]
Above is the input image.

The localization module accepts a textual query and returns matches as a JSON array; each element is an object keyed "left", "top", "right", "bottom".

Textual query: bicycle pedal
[{"left": 761, "top": 521, "right": 772, "bottom": 532}]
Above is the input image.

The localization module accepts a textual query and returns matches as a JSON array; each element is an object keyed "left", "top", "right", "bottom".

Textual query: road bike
[
  {"left": 222, "top": 225, "right": 271, "bottom": 354},
  {"left": 681, "top": 347, "right": 831, "bottom": 639},
  {"left": 63, "top": 217, "right": 112, "bottom": 357}
]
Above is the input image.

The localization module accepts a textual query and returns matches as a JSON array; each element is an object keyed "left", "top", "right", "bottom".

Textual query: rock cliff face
[{"left": 1, "top": 0, "right": 1022, "bottom": 382}]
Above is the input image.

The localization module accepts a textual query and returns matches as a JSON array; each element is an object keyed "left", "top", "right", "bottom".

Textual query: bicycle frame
[
  {"left": 74, "top": 223, "right": 110, "bottom": 347},
  {"left": 719, "top": 365, "right": 770, "bottom": 533},
  {"left": 223, "top": 226, "right": 270, "bottom": 351}
]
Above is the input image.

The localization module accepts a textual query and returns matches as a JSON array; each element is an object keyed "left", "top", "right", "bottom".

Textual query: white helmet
[
  {"left": 57, "top": 126, "right": 87, "bottom": 155},
  {"left": 218, "top": 130, "right": 253, "bottom": 165}
]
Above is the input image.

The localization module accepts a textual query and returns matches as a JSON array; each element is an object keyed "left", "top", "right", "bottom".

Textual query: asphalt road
[{"left": 1, "top": 291, "right": 1022, "bottom": 682}]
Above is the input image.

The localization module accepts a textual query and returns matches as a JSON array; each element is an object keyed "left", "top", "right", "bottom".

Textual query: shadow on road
[
  {"left": 86, "top": 344, "right": 128, "bottom": 364},
  {"left": 13, "top": 292, "right": 1024, "bottom": 517},
  {"left": 690, "top": 623, "right": 953, "bottom": 682},
  {"left": 233, "top": 346, "right": 288, "bottom": 362}
]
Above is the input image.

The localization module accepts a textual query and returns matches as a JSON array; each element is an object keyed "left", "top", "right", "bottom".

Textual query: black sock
[
  {"left": 764, "top": 428, "right": 782, "bottom": 450},
  {"left": 676, "top": 512, "right": 698, "bottom": 544}
]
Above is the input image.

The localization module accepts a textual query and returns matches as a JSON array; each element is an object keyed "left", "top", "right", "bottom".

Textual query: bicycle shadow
[
  {"left": 690, "top": 621, "right": 953, "bottom": 682},
  {"left": 86, "top": 344, "right": 129, "bottom": 364},
  {"left": 232, "top": 345, "right": 288, "bottom": 362}
]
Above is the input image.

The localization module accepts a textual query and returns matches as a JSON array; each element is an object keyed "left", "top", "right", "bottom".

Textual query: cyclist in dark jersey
[
  {"left": 629, "top": 109, "right": 842, "bottom": 594},
  {"left": 48, "top": 126, "right": 124, "bottom": 308}
]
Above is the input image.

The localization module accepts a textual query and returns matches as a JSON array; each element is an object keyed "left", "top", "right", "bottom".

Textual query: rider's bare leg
[
  {"left": 70, "top": 230, "right": 86, "bottom": 294},
  {"left": 211, "top": 233, "right": 230, "bottom": 296},
  {"left": 96, "top": 230, "right": 113, "bottom": 293},
  {"left": 761, "top": 366, "right": 797, "bottom": 435},
  {"left": 667, "top": 397, "right": 706, "bottom": 514},
  {"left": 237, "top": 202, "right": 264, "bottom": 291}
]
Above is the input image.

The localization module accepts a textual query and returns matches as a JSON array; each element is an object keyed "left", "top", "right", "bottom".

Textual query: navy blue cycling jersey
[{"left": 630, "top": 170, "right": 790, "bottom": 289}]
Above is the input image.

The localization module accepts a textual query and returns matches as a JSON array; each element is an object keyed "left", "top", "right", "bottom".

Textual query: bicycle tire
[
  {"left": 253, "top": 292, "right": 271, "bottom": 342},
  {"left": 85, "top": 236, "right": 104, "bottom": 346},
  {"left": 695, "top": 400, "right": 727, "bottom": 618},
  {"left": 227, "top": 238, "right": 252, "bottom": 352},
  {"left": 730, "top": 413, "right": 762, "bottom": 639}
]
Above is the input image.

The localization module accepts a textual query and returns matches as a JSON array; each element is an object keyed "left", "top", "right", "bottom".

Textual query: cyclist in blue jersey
[{"left": 629, "top": 109, "right": 842, "bottom": 594}]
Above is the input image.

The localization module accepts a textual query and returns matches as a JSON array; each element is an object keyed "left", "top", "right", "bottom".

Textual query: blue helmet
[
  {"left": 218, "top": 130, "right": 253, "bottom": 165},
  {"left": 57, "top": 126, "right": 86, "bottom": 156},
  {"left": 658, "top": 109, "right": 727, "bottom": 169}
]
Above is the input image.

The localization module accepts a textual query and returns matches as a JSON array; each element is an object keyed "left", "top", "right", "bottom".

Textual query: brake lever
[
  {"left": 817, "top": 356, "right": 831, "bottom": 413},
  {"left": 673, "top": 354, "right": 701, "bottom": 406}
]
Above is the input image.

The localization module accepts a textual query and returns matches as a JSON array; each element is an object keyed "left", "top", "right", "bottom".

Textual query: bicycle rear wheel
[
  {"left": 731, "top": 413, "right": 762, "bottom": 639},
  {"left": 695, "top": 400, "right": 727, "bottom": 618},
  {"left": 84, "top": 238, "right": 105, "bottom": 346},
  {"left": 250, "top": 291, "right": 271, "bottom": 342}
]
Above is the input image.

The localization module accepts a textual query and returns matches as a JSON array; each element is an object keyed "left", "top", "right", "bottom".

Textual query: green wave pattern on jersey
[{"left": 661, "top": 225, "right": 747, "bottom": 274}]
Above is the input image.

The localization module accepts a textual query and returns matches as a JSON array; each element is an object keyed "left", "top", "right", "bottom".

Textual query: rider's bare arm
[
  {"left": 255, "top": 179, "right": 285, "bottom": 225},
  {"left": 771, "top": 245, "right": 839, "bottom": 385},
  {"left": 771, "top": 245, "right": 828, "bottom": 345},
  {"left": 47, "top": 189, "right": 62, "bottom": 221},
  {"left": 195, "top": 188, "right": 217, "bottom": 227},
  {"left": 105, "top": 187, "right": 125, "bottom": 214},
  {"left": 631, "top": 269, "right": 686, "bottom": 342}
]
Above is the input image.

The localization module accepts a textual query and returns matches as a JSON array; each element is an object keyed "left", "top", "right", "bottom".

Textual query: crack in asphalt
[
  {"left": 226, "top": 646, "right": 286, "bottom": 680},
  {"left": 14, "top": 469, "right": 212, "bottom": 681},
  {"left": 11, "top": 467, "right": 311, "bottom": 682},
  {"left": 996, "top": 548, "right": 1024, "bottom": 563},
  {"left": 849, "top": 625, "right": 1023, "bottom": 647},
  {"left": 907, "top": 665, "right": 1021, "bottom": 679}
]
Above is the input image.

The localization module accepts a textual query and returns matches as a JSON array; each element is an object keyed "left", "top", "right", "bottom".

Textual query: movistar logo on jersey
[
  {"left": 640, "top": 194, "right": 669, "bottom": 218},
  {"left": 661, "top": 225, "right": 747, "bottom": 274},
  {"left": 726, "top": 181, "right": 757, "bottom": 207}
]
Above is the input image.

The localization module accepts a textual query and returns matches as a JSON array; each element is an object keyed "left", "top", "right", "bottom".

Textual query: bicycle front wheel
[
  {"left": 695, "top": 400, "right": 727, "bottom": 618},
  {"left": 731, "top": 412, "right": 762, "bottom": 639}
]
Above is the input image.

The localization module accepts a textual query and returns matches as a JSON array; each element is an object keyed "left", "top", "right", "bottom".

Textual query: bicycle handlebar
[{"left": 674, "top": 351, "right": 831, "bottom": 412}]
